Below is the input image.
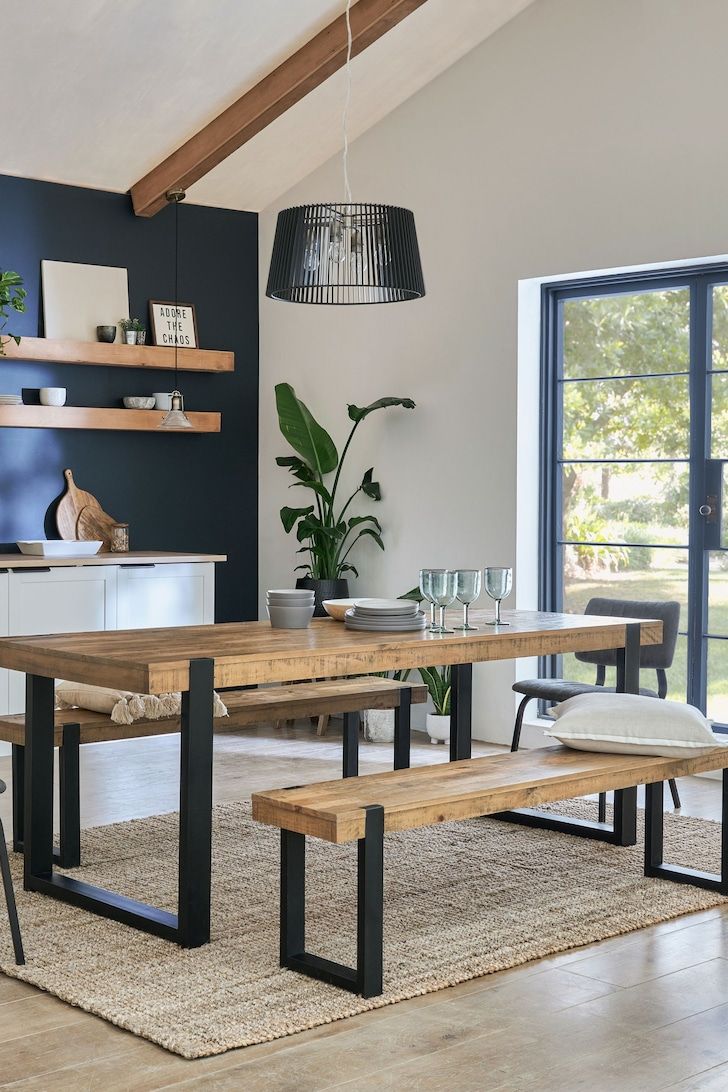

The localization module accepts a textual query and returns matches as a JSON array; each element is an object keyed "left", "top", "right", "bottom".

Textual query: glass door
[{"left": 542, "top": 266, "right": 728, "bottom": 730}]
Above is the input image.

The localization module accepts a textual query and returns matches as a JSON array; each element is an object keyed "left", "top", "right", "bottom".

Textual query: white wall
[{"left": 259, "top": 0, "right": 728, "bottom": 743}]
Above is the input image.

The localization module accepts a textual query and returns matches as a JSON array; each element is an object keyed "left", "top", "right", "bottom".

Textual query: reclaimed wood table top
[
  {"left": 252, "top": 744, "right": 728, "bottom": 843},
  {"left": 0, "top": 609, "right": 662, "bottom": 694}
]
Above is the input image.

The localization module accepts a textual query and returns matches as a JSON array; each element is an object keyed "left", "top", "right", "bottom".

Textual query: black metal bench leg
[
  {"left": 11, "top": 745, "right": 24, "bottom": 854},
  {"left": 668, "top": 778, "right": 681, "bottom": 809},
  {"left": 0, "top": 818, "right": 24, "bottom": 965},
  {"left": 394, "top": 689, "right": 411, "bottom": 770},
  {"left": 58, "top": 724, "right": 81, "bottom": 869},
  {"left": 598, "top": 793, "right": 607, "bottom": 824},
  {"left": 511, "top": 695, "right": 531, "bottom": 752},
  {"left": 644, "top": 773, "right": 728, "bottom": 893},
  {"left": 343, "top": 712, "right": 359, "bottom": 778},
  {"left": 281, "top": 805, "right": 385, "bottom": 997}
]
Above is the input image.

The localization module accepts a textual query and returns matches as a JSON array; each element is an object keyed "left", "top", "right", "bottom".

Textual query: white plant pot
[
  {"left": 426, "top": 712, "right": 451, "bottom": 745},
  {"left": 362, "top": 708, "right": 395, "bottom": 743}
]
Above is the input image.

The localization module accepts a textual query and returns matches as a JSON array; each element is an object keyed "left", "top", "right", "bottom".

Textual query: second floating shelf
[{"left": 0, "top": 406, "right": 221, "bottom": 432}]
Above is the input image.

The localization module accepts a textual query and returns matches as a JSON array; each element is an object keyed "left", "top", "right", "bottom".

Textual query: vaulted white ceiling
[{"left": 2, "top": 0, "right": 534, "bottom": 212}]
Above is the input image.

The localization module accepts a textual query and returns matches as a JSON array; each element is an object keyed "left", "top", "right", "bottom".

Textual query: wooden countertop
[
  {"left": 0, "top": 610, "right": 662, "bottom": 694},
  {"left": 0, "top": 551, "right": 227, "bottom": 570}
]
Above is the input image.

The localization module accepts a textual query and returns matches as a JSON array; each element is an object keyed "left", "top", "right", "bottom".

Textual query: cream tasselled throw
[{"left": 55, "top": 681, "right": 228, "bottom": 725}]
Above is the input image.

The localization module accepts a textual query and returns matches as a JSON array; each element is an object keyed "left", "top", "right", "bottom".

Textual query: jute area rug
[{"left": 1, "top": 800, "right": 725, "bottom": 1059}]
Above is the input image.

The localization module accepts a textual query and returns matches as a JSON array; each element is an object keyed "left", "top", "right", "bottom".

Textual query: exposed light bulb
[{"left": 328, "top": 218, "right": 347, "bottom": 265}]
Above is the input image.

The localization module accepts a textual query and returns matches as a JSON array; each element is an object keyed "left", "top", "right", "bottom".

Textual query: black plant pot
[{"left": 296, "top": 577, "right": 350, "bottom": 617}]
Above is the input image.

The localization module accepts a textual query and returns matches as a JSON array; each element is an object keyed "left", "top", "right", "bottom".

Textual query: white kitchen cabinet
[
  {"left": 8, "top": 565, "right": 118, "bottom": 714},
  {"left": 116, "top": 563, "right": 214, "bottom": 630},
  {"left": 0, "top": 572, "right": 8, "bottom": 716}
]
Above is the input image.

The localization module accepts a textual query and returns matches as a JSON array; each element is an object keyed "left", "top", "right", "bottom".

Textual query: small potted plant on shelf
[
  {"left": 0, "top": 270, "right": 26, "bottom": 355},
  {"left": 275, "top": 382, "right": 415, "bottom": 615},
  {"left": 119, "top": 317, "right": 144, "bottom": 345},
  {"left": 419, "top": 665, "right": 451, "bottom": 745}
]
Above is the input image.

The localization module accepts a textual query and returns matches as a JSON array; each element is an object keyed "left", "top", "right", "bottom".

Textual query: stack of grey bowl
[{"left": 266, "top": 588, "right": 316, "bottom": 629}]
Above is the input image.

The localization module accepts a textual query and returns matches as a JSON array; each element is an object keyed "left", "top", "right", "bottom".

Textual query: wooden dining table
[{"left": 0, "top": 608, "right": 661, "bottom": 948}]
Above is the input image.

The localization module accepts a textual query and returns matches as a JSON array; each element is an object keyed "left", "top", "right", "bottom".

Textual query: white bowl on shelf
[{"left": 17, "top": 540, "right": 103, "bottom": 558}]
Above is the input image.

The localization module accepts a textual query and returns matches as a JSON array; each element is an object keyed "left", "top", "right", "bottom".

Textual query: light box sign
[{"left": 149, "top": 301, "right": 198, "bottom": 348}]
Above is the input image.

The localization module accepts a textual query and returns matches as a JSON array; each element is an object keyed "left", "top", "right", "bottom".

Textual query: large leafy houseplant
[
  {"left": 275, "top": 382, "right": 415, "bottom": 580},
  {"left": 0, "top": 270, "right": 26, "bottom": 355}
]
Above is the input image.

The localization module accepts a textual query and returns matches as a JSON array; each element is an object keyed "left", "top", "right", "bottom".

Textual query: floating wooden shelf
[
  {"left": 3, "top": 336, "right": 234, "bottom": 373},
  {"left": 0, "top": 405, "right": 220, "bottom": 432}
]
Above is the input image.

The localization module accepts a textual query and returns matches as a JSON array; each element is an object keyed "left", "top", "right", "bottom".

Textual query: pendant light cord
[
  {"left": 342, "top": 0, "right": 353, "bottom": 206},
  {"left": 174, "top": 197, "right": 180, "bottom": 391}
]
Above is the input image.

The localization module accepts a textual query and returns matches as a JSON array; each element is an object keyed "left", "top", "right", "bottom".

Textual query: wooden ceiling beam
[{"left": 130, "top": 0, "right": 428, "bottom": 217}]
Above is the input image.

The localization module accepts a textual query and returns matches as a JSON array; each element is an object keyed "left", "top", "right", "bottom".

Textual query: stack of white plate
[
  {"left": 266, "top": 588, "right": 315, "bottom": 629},
  {"left": 0, "top": 394, "right": 22, "bottom": 405},
  {"left": 344, "top": 598, "right": 426, "bottom": 632}
]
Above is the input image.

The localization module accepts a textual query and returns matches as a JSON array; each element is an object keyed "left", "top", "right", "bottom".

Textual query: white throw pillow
[{"left": 544, "top": 691, "right": 727, "bottom": 758}]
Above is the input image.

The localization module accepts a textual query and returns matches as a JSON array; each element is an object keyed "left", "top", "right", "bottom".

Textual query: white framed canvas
[{"left": 41, "top": 260, "right": 129, "bottom": 341}]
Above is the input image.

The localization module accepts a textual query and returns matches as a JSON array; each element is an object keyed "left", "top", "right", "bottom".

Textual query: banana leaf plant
[
  {"left": 275, "top": 382, "right": 415, "bottom": 580},
  {"left": 0, "top": 270, "right": 26, "bottom": 355}
]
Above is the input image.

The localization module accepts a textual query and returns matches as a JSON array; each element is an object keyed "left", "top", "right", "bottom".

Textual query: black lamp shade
[{"left": 266, "top": 203, "right": 425, "bottom": 304}]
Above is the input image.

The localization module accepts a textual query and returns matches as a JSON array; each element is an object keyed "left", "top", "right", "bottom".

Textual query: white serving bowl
[
  {"left": 267, "top": 603, "right": 315, "bottom": 629},
  {"left": 322, "top": 598, "right": 358, "bottom": 621},
  {"left": 123, "top": 396, "right": 156, "bottom": 410}
]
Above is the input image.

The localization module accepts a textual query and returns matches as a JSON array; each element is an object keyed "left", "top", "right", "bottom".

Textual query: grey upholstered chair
[{"left": 511, "top": 598, "right": 682, "bottom": 812}]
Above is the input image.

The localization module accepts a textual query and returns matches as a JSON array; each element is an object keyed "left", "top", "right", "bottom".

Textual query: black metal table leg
[
  {"left": 11, "top": 745, "right": 24, "bottom": 854},
  {"left": 281, "top": 805, "right": 385, "bottom": 997},
  {"left": 393, "top": 688, "right": 411, "bottom": 770},
  {"left": 58, "top": 723, "right": 81, "bottom": 869},
  {"left": 24, "top": 658, "right": 216, "bottom": 947},
  {"left": 24, "top": 673, "right": 55, "bottom": 888},
  {"left": 342, "top": 712, "right": 359, "bottom": 778},
  {"left": 598, "top": 621, "right": 641, "bottom": 836},
  {"left": 178, "top": 657, "right": 215, "bottom": 948},
  {"left": 450, "top": 663, "right": 472, "bottom": 762},
  {"left": 644, "top": 773, "right": 728, "bottom": 893}
]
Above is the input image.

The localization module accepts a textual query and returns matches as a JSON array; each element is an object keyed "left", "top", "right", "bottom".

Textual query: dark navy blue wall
[{"left": 0, "top": 174, "right": 258, "bottom": 621}]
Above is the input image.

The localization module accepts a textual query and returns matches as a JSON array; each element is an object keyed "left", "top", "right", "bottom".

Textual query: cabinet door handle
[
  {"left": 13, "top": 567, "right": 52, "bottom": 574},
  {"left": 122, "top": 564, "right": 158, "bottom": 569}
]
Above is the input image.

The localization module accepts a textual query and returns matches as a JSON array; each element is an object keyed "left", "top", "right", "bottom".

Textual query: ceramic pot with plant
[
  {"left": 0, "top": 270, "right": 26, "bottom": 355},
  {"left": 420, "top": 665, "right": 451, "bottom": 744},
  {"left": 275, "top": 382, "right": 415, "bottom": 616},
  {"left": 361, "top": 667, "right": 413, "bottom": 743},
  {"left": 120, "top": 317, "right": 143, "bottom": 345}
]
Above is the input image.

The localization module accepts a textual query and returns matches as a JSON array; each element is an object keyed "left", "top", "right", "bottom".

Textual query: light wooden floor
[{"left": 0, "top": 723, "right": 726, "bottom": 1090}]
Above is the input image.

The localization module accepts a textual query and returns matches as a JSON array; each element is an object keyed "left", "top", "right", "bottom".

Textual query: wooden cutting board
[
  {"left": 76, "top": 504, "right": 119, "bottom": 551},
  {"left": 56, "top": 469, "right": 118, "bottom": 550}
]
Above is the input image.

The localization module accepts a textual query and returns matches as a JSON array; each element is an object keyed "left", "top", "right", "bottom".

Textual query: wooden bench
[
  {"left": 3, "top": 676, "right": 426, "bottom": 869},
  {"left": 252, "top": 744, "right": 728, "bottom": 998}
]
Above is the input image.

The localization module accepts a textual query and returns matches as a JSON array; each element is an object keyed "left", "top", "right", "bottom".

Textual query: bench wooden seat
[
  {"left": 5, "top": 676, "right": 426, "bottom": 869},
  {"left": 252, "top": 744, "right": 728, "bottom": 998}
]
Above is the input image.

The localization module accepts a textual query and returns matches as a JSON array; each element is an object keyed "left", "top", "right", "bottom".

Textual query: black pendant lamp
[{"left": 266, "top": 1, "right": 425, "bottom": 305}]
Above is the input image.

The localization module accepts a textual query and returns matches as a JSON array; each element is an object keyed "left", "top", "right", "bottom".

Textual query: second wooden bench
[
  {"left": 253, "top": 744, "right": 728, "bottom": 998},
  {"left": 3, "top": 675, "right": 426, "bottom": 868}
]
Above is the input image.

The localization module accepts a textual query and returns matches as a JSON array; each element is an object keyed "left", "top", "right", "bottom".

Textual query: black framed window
[{"left": 540, "top": 263, "right": 728, "bottom": 729}]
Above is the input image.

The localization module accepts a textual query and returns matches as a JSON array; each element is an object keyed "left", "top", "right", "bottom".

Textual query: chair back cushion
[
  {"left": 545, "top": 691, "right": 724, "bottom": 758},
  {"left": 575, "top": 598, "right": 680, "bottom": 670}
]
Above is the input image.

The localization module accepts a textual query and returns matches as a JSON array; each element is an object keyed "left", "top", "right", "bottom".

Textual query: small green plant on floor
[{"left": 419, "top": 665, "right": 451, "bottom": 716}]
